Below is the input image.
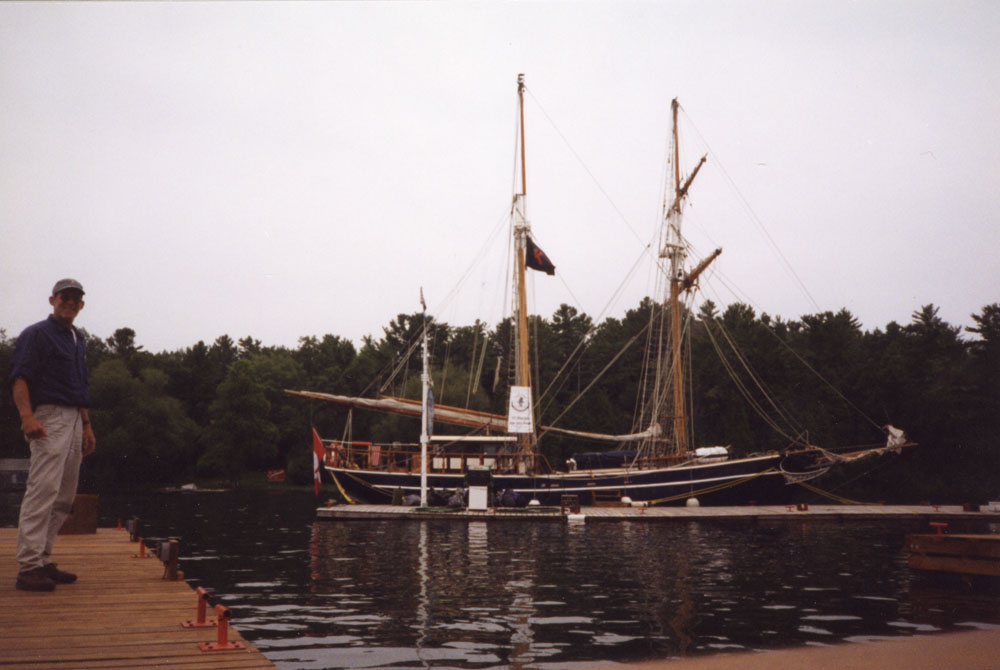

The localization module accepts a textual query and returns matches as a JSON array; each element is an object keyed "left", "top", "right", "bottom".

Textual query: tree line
[{"left": 1, "top": 300, "right": 997, "bottom": 503}]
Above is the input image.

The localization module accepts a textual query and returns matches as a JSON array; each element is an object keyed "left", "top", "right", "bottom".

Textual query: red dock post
[
  {"left": 132, "top": 537, "right": 152, "bottom": 559},
  {"left": 198, "top": 605, "right": 246, "bottom": 652},
  {"left": 181, "top": 586, "right": 217, "bottom": 628}
]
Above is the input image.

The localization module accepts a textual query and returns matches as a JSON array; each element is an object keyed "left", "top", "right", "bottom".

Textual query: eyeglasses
[{"left": 57, "top": 292, "right": 84, "bottom": 303}]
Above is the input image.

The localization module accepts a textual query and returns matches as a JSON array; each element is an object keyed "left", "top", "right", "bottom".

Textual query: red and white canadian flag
[{"left": 311, "top": 428, "right": 325, "bottom": 496}]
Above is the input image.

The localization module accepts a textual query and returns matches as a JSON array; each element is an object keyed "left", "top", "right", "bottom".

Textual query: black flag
[{"left": 525, "top": 235, "right": 556, "bottom": 275}]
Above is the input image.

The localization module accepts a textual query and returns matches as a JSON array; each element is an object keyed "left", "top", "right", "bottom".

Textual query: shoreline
[{"left": 588, "top": 627, "right": 1000, "bottom": 669}]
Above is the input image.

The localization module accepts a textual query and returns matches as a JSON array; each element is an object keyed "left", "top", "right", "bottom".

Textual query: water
[{"left": 5, "top": 489, "right": 999, "bottom": 668}]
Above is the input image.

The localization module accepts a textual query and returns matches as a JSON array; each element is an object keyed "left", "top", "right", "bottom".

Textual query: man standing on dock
[{"left": 9, "top": 279, "right": 96, "bottom": 591}]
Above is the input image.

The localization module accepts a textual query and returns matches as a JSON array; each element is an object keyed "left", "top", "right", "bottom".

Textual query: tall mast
[
  {"left": 662, "top": 99, "right": 710, "bottom": 455},
  {"left": 668, "top": 99, "right": 687, "bottom": 454},
  {"left": 419, "top": 296, "right": 430, "bottom": 507},
  {"left": 513, "top": 74, "right": 535, "bottom": 459}
]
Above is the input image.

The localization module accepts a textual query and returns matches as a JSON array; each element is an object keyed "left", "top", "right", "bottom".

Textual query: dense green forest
[{"left": 2, "top": 300, "right": 998, "bottom": 503}]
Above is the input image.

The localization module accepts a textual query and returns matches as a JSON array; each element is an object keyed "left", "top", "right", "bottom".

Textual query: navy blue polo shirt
[{"left": 8, "top": 315, "right": 89, "bottom": 409}]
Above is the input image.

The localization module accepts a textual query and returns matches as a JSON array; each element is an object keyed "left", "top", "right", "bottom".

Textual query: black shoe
[
  {"left": 16, "top": 567, "right": 56, "bottom": 592},
  {"left": 43, "top": 563, "right": 77, "bottom": 584}
]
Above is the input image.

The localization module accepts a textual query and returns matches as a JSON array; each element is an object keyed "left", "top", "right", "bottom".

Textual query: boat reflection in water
[{"left": 281, "top": 514, "right": 1000, "bottom": 669}]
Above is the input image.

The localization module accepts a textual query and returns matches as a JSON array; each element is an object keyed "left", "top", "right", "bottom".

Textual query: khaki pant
[{"left": 17, "top": 405, "right": 83, "bottom": 573}]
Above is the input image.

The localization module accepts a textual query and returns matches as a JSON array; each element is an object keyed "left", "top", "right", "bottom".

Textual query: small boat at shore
[{"left": 289, "top": 76, "right": 913, "bottom": 507}]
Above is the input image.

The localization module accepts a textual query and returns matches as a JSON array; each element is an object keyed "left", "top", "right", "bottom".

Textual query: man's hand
[
  {"left": 12, "top": 378, "right": 45, "bottom": 440},
  {"left": 20, "top": 414, "right": 47, "bottom": 440},
  {"left": 82, "top": 424, "right": 96, "bottom": 457}
]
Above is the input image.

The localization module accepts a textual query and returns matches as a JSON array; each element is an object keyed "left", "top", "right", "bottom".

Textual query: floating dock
[
  {"left": 316, "top": 502, "right": 1000, "bottom": 522},
  {"left": 0, "top": 527, "right": 274, "bottom": 669},
  {"left": 908, "top": 529, "right": 1000, "bottom": 577}
]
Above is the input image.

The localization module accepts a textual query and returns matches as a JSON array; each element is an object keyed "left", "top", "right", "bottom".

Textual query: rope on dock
[
  {"left": 793, "top": 479, "right": 868, "bottom": 505},
  {"left": 645, "top": 467, "right": 780, "bottom": 506}
]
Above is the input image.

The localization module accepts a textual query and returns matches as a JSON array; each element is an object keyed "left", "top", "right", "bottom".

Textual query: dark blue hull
[{"left": 326, "top": 452, "right": 811, "bottom": 506}]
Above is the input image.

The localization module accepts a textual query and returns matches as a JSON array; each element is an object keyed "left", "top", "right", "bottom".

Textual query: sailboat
[{"left": 288, "top": 75, "right": 913, "bottom": 507}]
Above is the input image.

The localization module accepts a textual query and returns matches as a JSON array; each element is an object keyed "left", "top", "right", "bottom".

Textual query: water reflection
[
  {"left": 6, "top": 490, "right": 996, "bottom": 669},
  {"left": 299, "top": 515, "right": 996, "bottom": 668}
]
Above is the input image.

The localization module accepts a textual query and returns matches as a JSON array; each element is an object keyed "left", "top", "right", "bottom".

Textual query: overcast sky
[{"left": 2, "top": 1, "right": 997, "bottom": 354}]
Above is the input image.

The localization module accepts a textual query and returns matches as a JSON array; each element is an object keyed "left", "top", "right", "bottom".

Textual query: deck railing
[
  {"left": 321, "top": 440, "right": 555, "bottom": 475},
  {"left": 320, "top": 440, "right": 706, "bottom": 475}
]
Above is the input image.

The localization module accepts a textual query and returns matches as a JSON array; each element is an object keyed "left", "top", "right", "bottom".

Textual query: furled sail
[
  {"left": 884, "top": 424, "right": 908, "bottom": 450},
  {"left": 284, "top": 389, "right": 656, "bottom": 443}
]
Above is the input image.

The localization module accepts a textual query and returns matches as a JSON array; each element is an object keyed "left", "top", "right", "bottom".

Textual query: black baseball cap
[{"left": 52, "top": 279, "right": 85, "bottom": 296}]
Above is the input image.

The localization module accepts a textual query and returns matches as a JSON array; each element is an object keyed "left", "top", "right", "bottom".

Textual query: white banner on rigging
[{"left": 507, "top": 386, "right": 534, "bottom": 433}]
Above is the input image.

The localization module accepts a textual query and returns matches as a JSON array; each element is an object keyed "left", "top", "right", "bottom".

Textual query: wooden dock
[
  {"left": 317, "top": 502, "right": 1000, "bottom": 522},
  {"left": 908, "top": 531, "right": 1000, "bottom": 577},
  {"left": 0, "top": 527, "right": 274, "bottom": 670}
]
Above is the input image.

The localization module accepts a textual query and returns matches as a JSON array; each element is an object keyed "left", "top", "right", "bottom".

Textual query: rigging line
[
  {"left": 794, "top": 480, "right": 868, "bottom": 505},
  {"left": 339, "top": 408, "right": 355, "bottom": 453},
  {"left": 708, "top": 313, "right": 806, "bottom": 437},
  {"left": 812, "top": 451, "right": 900, "bottom": 497},
  {"left": 646, "top": 467, "right": 779, "bottom": 506},
  {"left": 522, "top": 231, "right": 593, "bottom": 354},
  {"left": 523, "top": 86, "right": 647, "bottom": 247},
  {"left": 392, "top": 215, "right": 507, "bottom": 400},
  {"left": 534, "top": 317, "right": 600, "bottom": 415},
  {"left": 535, "top": 224, "right": 657, "bottom": 420},
  {"left": 359, "top": 333, "right": 421, "bottom": 398},
  {"left": 500, "top": 204, "right": 515, "bottom": 325},
  {"left": 379, "top": 328, "right": 425, "bottom": 395},
  {"left": 707, "top": 317, "right": 803, "bottom": 440},
  {"left": 683, "top": 238, "right": 790, "bottom": 331},
  {"left": 686, "top": 308, "right": 696, "bottom": 449},
  {"left": 371, "top": 316, "right": 432, "bottom": 397},
  {"left": 464, "top": 323, "right": 480, "bottom": 407},
  {"left": 648, "top": 297, "right": 678, "bottom": 432},
  {"left": 535, "top": 349, "right": 577, "bottom": 421},
  {"left": 692, "top": 282, "right": 802, "bottom": 432},
  {"left": 637, "top": 290, "right": 699, "bottom": 455},
  {"left": 328, "top": 471, "right": 356, "bottom": 505},
  {"left": 465, "top": 322, "right": 486, "bottom": 406},
  {"left": 439, "top": 338, "right": 451, "bottom": 406},
  {"left": 535, "top": 330, "right": 595, "bottom": 427},
  {"left": 555, "top": 272, "right": 587, "bottom": 317},
  {"left": 633, "top": 245, "right": 670, "bottom": 434},
  {"left": 637, "top": 294, "right": 666, "bottom": 443},
  {"left": 351, "top": 312, "right": 431, "bottom": 398},
  {"left": 699, "top": 256, "right": 883, "bottom": 434},
  {"left": 759, "top": 320, "right": 884, "bottom": 432},
  {"left": 598, "top": 234, "right": 658, "bottom": 324},
  {"left": 530, "top": 280, "right": 541, "bottom": 439},
  {"left": 702, "top": 317, "right": 801, "bottom": 442},
  {"left": 679, "top": 107, "right": 820, "bottom": 313},
  {"left": 531, "top": 222, "right": 652, "bottom": 418},
  {"left": 561, "top": 240, "right": 656, "bottom": 385},
  {"left": 473, "top": 323, "right": 490, "bottom": 396},
  {"left": 511, "top": 91, "right": 522, "bottom": 197},
  {"left": 537, "top": 323, "right": 650, "bottom": 442},
  {"left": 430, "top": 208, "right": 510, "bottom": 321},
  {"left": 650, "top": 294, "right": 698, "bottom": 432}
]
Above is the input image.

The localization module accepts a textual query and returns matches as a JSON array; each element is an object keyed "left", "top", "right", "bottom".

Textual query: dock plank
[
  {"left": 316, "top": 502, "right": 1000, "bottom": 522},
  {"left": 0, "top": 527, "right": 274, "bottom": 670}
]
